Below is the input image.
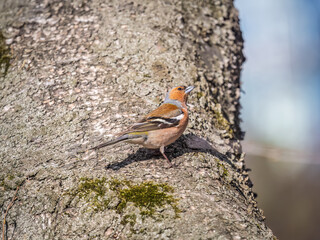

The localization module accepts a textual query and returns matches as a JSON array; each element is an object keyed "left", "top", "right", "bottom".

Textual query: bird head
[{"left": 165, "top": 86, "right": 194, "bottom": 105}]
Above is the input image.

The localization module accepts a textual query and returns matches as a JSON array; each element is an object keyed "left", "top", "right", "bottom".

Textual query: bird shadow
[{"left": 105, "top": 133, "right": 235, "bottom": 170}]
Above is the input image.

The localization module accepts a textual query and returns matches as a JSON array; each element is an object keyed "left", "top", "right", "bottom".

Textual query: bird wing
[
  {"left": 121, "top": 103, "right": 184, "bottom": 134},
  {"left": 140, "top": 103, "right": 183, "bottom": 121}
]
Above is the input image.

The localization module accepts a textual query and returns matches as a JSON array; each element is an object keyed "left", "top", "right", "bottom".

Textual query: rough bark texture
[{"left": 0, "top": 0, "right": 275, "bottom": 239}]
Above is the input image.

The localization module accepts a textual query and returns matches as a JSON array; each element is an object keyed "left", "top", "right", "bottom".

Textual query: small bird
[{"left": 91, "top": 85, "right": 194, "bottom": 166}]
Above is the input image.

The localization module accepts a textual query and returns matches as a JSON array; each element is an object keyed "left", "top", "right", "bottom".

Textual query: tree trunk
[{"left": 0, "top": 0, "right": 275, "bottom": 239}]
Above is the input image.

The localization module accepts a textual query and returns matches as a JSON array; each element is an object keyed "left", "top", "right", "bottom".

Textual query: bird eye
[{"left": 178, "top": 87, "right": 183, "bottom": 91}]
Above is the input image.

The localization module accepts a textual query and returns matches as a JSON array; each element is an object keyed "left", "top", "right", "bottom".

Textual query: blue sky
[{"left": 235, "top": 0, "right": 320, "bottom": 157}]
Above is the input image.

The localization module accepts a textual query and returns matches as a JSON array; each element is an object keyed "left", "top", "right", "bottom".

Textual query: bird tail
[{"left": 90, "top": 134, "right": 129, "bottom": 150}]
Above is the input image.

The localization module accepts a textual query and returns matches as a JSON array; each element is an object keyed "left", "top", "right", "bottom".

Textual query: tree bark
[{"left": 0, "top": 0, "right": 275, "bottom": 239}]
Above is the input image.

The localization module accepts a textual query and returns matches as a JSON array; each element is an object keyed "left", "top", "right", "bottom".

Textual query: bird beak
[{"left": 185, "top": 86, "right": 194, "bottom": 94}]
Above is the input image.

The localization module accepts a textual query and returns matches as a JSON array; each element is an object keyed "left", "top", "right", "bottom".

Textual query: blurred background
[{"left": 235, "top": 0, "right": 320, "bottom": 239}]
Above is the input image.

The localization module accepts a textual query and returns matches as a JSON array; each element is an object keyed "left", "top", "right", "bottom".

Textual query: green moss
[
  {"left": 143, "top": 73, "right": 151, "bottom": 78},
  {"left": 219, "top": 163, "right": 229, "bottom": 178},
  {"left": 256, "top": 223, "right": 262, "bottom": 230},
  {"left": 0, "top": 32, "right": 10, "bottom": 77},
  {"left": 68, "top": 177, "right": 110, "bottom": 212},
  {"left": 7, "top": 174, "right": 15, "bottom": 180},
  {"left": 213, "top": 104, "right": 233, "bottom": 138},
  {"left": 121, "top": 213, "right": 137, "bottom": 226},
  {"left": 215, "top": 159, "right": 229, "bottom": 179},
  {"left": 110, "top": 179, "right": 180, "bottom": 217},
  {"left": 67, "top": 178, "right": 181, "bottom": 231},
  {"left": 121, "top": 214, "right": 138, "bottom": 233}
]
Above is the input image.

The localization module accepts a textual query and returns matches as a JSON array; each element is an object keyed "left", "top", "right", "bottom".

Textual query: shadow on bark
[{"left": 104, "top": 133, "right": 235, "bottom": 170}]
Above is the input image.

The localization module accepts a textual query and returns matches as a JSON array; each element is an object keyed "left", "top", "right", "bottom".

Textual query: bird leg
[{"left": 160, "top": 146, "right": 172, "bottom": 167}]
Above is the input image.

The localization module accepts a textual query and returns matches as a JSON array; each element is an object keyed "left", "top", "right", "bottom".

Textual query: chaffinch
[{"left": 91, "top": 85, "right": 194, "bottom": 166}]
